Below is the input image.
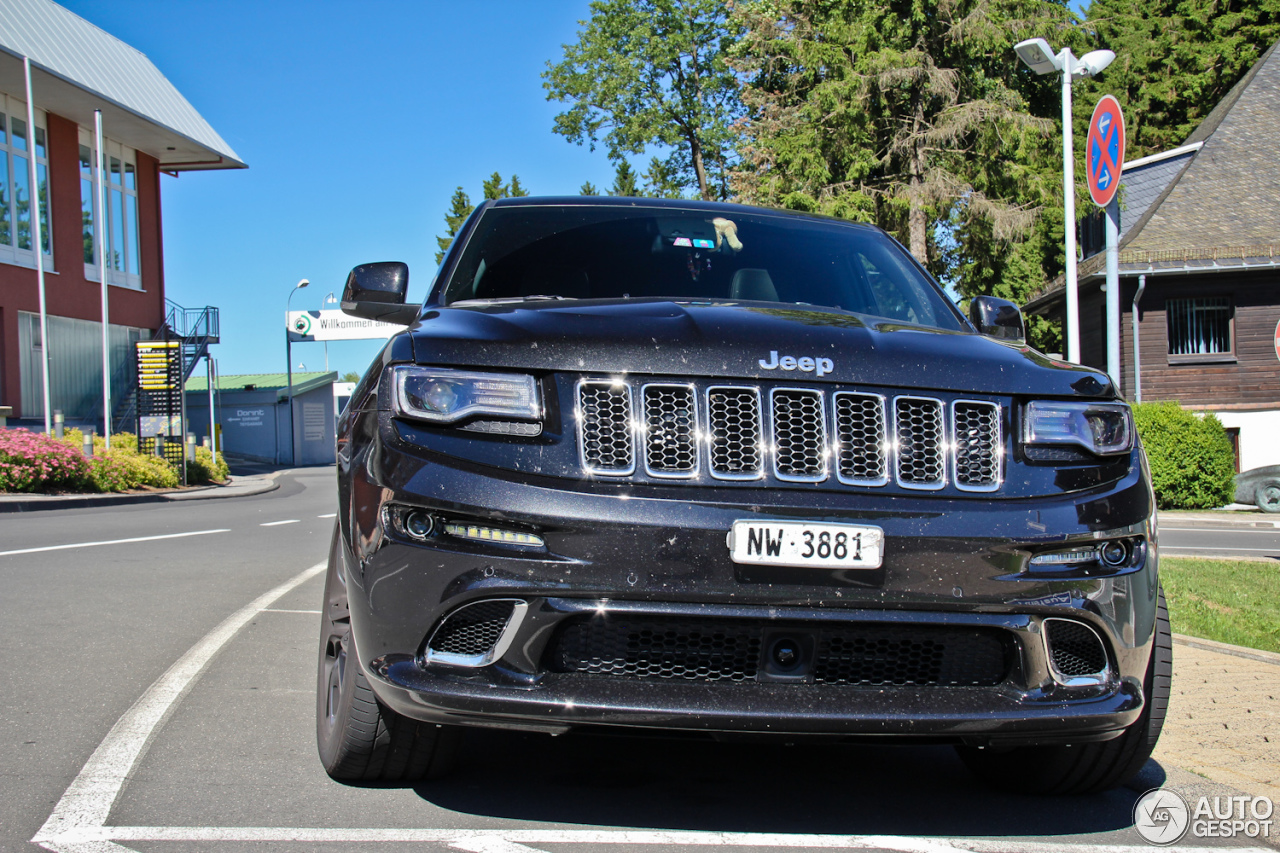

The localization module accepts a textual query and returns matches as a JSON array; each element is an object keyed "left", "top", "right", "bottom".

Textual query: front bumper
[{"left": 339, "top": 414, "right": 1159, "bottom": 745}]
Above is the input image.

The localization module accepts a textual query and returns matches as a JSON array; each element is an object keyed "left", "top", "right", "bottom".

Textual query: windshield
[{"left": 439, "top": 204, "right": 964, "bottom": 331}]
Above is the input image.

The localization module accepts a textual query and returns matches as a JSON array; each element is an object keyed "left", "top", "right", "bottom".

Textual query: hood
[{"left": 407, "top": 299, "right": 1114, "bottom": 398}]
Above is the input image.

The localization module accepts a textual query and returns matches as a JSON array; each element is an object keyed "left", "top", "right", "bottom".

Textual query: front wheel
[
  {"left": 316, "top": 524, "right": 461, "bottom": 781},
  {"left": 955, "top": 586, "right": 1172, "bottom": 795}
]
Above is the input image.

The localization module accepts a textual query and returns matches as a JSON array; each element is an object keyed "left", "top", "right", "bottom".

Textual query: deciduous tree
[{"left": 543, "top": 0, "right": 745, "bottom": 200}]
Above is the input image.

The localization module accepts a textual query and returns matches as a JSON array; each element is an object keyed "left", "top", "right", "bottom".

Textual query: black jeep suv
[{"left": 317, "top": 197, "right": 1169, "bottom": 794}]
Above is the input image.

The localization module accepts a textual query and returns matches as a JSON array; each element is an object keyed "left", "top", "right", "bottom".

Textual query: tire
[
  {"left": 1255, "top": 480, "right": 1280, "bottom": 513},
  {"left": 316, "top": 524, "right": 462, "bottom": 782},
  {"left": 955, "top": 586, "right": 1172, "bottom": 795}
]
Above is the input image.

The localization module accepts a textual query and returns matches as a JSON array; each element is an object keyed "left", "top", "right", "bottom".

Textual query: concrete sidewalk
[
  {"left": 1159, "top": 508, "right": 1280, "bottom": 529},
  {"left": 1157, "top": 635, "right": 1280, "bottom": 807},
  {"left": 0, "top": 471, "right": 281, "bottom": 513}
]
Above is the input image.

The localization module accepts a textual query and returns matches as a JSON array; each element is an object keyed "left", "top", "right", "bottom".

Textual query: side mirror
[
  {"left": 341, "top": 262, "right": 418, "bottom": 325},
  {"left": 969, "top": 296, "right": 1025, "bottom": 342}
]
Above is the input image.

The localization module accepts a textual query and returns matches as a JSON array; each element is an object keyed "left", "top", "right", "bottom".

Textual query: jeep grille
[{"left": 576, "top": 379, "right": 1002, "bottom": 491}]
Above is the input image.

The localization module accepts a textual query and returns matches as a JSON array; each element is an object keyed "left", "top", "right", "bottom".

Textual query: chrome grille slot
[
  {"left": 642, "top": 384, "right": 698, "bottom": 477},
  {"left": 771, "top": 388, "right": 826, "bottom": 481},
  {"left": 834, "top": 392, "right": 888, "bottom": 486},
  {"left": 952, "top": 400, "right": 1001, "bottom": 491},
  {"left": 578, "top": 381, "right": 634, "bottom": 475},
  {"left": 707, "top": 386, "right": 763, "bottom": 479},
  {"left": 895, "top": 397, "right": 945, "bottom": 489}
]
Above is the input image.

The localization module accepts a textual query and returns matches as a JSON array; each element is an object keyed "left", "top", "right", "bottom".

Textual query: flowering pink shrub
[{"left": 0, "top": 428, "right": 90, "bottom": 492}]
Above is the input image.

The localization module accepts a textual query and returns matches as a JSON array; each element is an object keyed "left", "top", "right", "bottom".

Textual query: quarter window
[
  {"left": 1166, "top": 297, "right": 1233, "bottom": 358},
  {"left": 0, "top": 95, "right": 52, "bottom": 268},
  {"left": 80, "top": 131, "right": 142, "bottom": 289}
]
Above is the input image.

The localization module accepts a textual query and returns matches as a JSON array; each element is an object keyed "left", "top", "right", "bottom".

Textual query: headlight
[
  {"left": 1023, "top": 400, "right": 1133, "bottom": 456},
  {"left": 392, "top": 366, "right": 540, "bottom": 424}
]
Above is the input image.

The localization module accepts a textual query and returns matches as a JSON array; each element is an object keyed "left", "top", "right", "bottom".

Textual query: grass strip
[{"left": 1160, "top": 556, "right": 1280, "bottom": 653}]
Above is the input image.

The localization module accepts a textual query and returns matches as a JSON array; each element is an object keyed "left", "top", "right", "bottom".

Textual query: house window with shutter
[{"left": 1166, "top": 297, "right": 1234, "bottom": 362}]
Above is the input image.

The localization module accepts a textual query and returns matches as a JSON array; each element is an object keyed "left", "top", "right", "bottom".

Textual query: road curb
[
  {"left": 1172, "top": 633, "right": 1280, "bottom": 666},
  {"left": 1158, "top": 511, "right": 1280, "bottom": 530},
  {"left": 0, "top": 473, "right": 281, "bottom": 513}
]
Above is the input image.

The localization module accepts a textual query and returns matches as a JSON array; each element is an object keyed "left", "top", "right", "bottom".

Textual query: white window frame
[
  {"left": 0, "top": 93, "right": 53, "bottom": 270},
  {"left": 80, "top": 129, "right": 142, "bottom": 290}
]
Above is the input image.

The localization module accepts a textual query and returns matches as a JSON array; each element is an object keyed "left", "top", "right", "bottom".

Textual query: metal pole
[
  {"left": 1105, "top": 197, "right": 1121, "bottom": 390},
  {"left": 24, "top": 57, "right": 51, "bottom": 433},
  {"left": 1060, "top": 49, "right": 1080, "bottom": 365},
  {"left": 285, "top": 328, "right": 293, "bottom": 466},
  {"left": 95, "top": 110, "right": 111, "bottom": 448},
  {"left": 285, "top": 279, "right": 308, "bottom": 467},
  {"left": 1132, "top": 275, "right": 1146, "bottom": 403},
  {"left": 207, "top": 355, "right": 217, "bottom": 463}
]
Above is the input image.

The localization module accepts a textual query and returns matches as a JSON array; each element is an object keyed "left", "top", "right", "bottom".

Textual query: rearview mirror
[
  {"left": 969, "top": 296, "right": 1025, "bottom": 342},
  {"left": 341, "top": 262, "right": 418, "bottom": 325}
]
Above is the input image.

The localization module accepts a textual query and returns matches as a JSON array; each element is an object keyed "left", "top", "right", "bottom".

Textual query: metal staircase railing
[{"left": 112, "top": 299, "right": 219, "bottom": 434}]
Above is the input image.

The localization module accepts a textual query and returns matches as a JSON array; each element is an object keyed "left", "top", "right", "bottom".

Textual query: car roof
[{"left": 487, "top": 195, "right": 884, "bottom": 231}]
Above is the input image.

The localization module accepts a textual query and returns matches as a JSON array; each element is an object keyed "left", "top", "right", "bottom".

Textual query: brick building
[{"left": 0, "top": 0, "right": 243, "bottom": 427}]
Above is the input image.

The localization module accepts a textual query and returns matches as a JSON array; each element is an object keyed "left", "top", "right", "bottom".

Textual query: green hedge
[
  {"left": 1132, "top": 402, "right": 1235, "bottom": 510},
  {"left": 1, "top": 427, "right": 229, "bottom": 493}
]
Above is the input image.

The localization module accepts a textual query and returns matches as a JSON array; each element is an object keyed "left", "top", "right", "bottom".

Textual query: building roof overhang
[
  {"left": 0, "top": 0, "right": 244, "bottom": 171},
  {"left": 1023, "top": 244, "right": 1280, "bottom": 314}
]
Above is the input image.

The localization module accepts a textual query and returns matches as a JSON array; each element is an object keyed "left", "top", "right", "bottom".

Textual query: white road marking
[
  {"left": 260, "top": 519, "right": 299, "bottom": 526},
  {"left": 261, "top": 609, "right": 322, "bottom": 614},
  {"left": 0, "top": 529, "right": 230, "bottom": 558},
  {"left": 32, "top": 562, "right": 326, "bottom": 853},
  {"left": 34, "top": 826, "right": 1272, "bottom": 853},
  {"left": 318, "top": 512, "right": 337, "bottom": 518}
]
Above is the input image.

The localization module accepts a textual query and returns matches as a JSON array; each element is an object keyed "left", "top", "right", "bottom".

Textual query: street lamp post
[
  {"left": 323, "top": 292, "right": 338, "bottom": 372},
  {"left": 286, "top": 278, "right": 309, "bottom": 465},
  {"left": 1014, "top": 38, "right": 1115, "bottom": 364}
]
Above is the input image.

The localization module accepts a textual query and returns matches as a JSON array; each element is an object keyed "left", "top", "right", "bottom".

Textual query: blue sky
[{"left": 62, "top": 0, "right": 606, "bottom": 378}]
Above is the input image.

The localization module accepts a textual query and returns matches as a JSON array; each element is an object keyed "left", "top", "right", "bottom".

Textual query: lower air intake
[
  {"left": 1044, "top": 618, "right": 1109, "bottom": 681},
  {"left": 545, "top": 616, "right": 1012, "bottom": 686},
  {"left": 425, "top": 599, "right": 525, "bottom": 667}
]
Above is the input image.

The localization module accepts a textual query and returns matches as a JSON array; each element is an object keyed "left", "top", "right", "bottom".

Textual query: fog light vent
[
  {"left": 1044, "top": 618, "right": 1108, "bottom": 683},
  {"left": 425, "top": 599, "right": 527, "bottom": 667}
]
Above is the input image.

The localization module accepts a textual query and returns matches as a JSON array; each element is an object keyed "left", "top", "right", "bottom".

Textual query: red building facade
[{"left": 0, "top": 0, "right": 243, "bottom": 426}]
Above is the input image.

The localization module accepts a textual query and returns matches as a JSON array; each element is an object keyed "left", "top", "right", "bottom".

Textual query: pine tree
[
  {"left": 731, "top": 0, "right": 1073, "bottom": 276},
  {"left": 482, "top": 172, "right": 508, "bottom": 200},
  {"left": 508, "top": 175, "right": 529, "bottom": 197},
  {"left": 435, "top": 187, "right": 474, "bottom": 264},
  {"left": 580, "top": 180, "right": 600, "bottom": 195},
  {"left": 642, "top": 157, "right": 684, "bottom": 199},
  {"left": 608, "top": 161, "right": 640, "bottom": 197},
  {"left": 1079, "top": 0, "right": 1280, "bottom": 158}
]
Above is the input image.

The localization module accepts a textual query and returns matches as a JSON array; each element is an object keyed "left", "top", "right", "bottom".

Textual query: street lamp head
[
  {"left": 297, "top": 278, "right": 310, "bottom": 289},
  {"left": 1015, "top": 38, "right": 1061, "bottom": 75},
  {"left": 1079, "top": 49, "right": 1116, "bottom": 78}
]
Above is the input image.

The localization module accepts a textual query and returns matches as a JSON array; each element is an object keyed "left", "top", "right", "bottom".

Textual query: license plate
[{"left": 729, "top": 520, "right": 884, "bottom": 569}]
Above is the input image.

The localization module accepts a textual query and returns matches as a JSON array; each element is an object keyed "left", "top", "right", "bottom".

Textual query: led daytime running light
[
  {"left": 1029, "top": 548, "right": 1099, "bottom": 566},
  {"left": 444, "top": 523, "right": 544, "bottom": 546}
]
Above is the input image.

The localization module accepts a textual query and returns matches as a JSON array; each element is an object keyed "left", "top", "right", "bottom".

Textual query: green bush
[
  {"left": 186, "top": 445, "right": 230, "bottom": 485},
  {"left": 62, "top": 429, "right": 181, "bottom": 491},
  {"left": 1132, "top": 402, "right": 1235, "bottom": 510}
]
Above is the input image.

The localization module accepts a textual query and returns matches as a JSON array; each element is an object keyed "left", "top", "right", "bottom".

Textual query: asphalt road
[
  {"left": 1157, "top": 517, "right": 1280, "bottom": 559},
  {"left": 1, "top": 471, "right": 1273, "bottom": 853}
]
